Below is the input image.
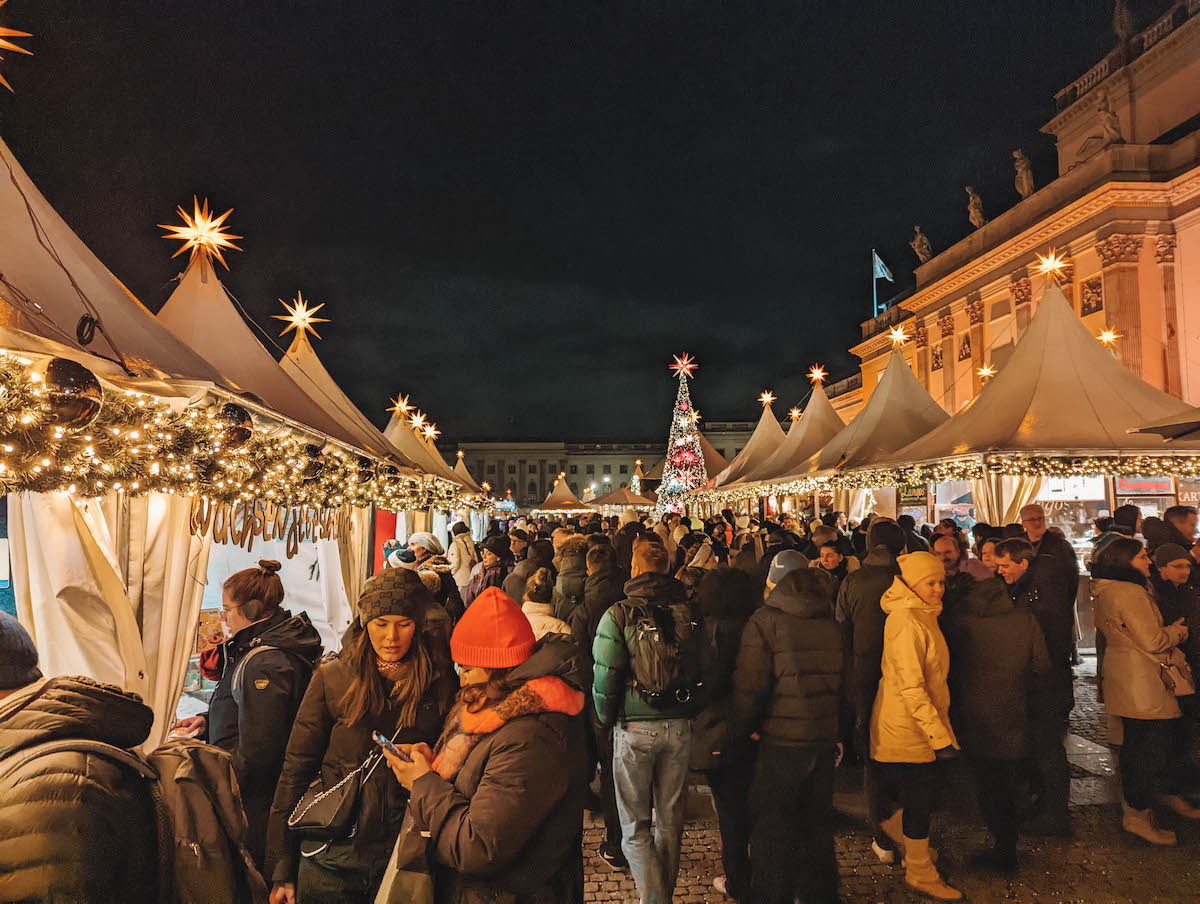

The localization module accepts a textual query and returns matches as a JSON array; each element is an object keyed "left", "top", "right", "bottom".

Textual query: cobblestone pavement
[{"left": 584, "top": 656, "right": 1200, "bottom": 903}]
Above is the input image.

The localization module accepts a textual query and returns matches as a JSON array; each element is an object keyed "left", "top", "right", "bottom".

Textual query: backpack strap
[
  {"left": 0, "top": 738, "right": 157, "bottom": 783},
  {"left": 231, "top": 643, "right": 279, "bottom": 704}
]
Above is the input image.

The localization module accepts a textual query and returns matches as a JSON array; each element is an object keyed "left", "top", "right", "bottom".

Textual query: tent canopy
[
  {"left": 646, "top": 431, "right": 729, "bottom": 482},
  {"left": 588, "top": 487, "right": 656, "bottom": 508},
  {"left": 0, "top": 137, "right": 227, "bottom": 383},
  {"left": 532, "top": 478, "right": 594, "bottom": 514},
  {"left": 710, "top": 404, "right": 786, "bottom": 487},
  {"left": 784, "top": 348, "right": 948, "bottom": 480},
  {"left": 157, "top": 257, "right": 385, "bottom": 452},
  {"left": 895, "top": 284, "right": 1200, "bottom": 462},
  {"left": 1133, "top": 409, "right": 1200, "bottom": 442},
  {"left": 453, "top": 453, "right": 484, "bottom": 494},
  {"left": 383, "top": 409, "right": 465, "bottom": 485},
  {"left": 736, "top": 382, "right": 845, "bottom": 484},
  {"left": 280, "top": 328, "right": 420, "bottom": 470}
]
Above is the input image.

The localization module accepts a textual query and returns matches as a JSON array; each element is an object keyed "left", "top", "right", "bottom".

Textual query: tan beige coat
[{"left": 1093, "top": 577, "right": 1186, "bottom": 720}]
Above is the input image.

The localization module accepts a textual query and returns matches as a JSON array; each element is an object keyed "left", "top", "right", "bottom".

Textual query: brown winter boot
[
  {"left": 903, "top": 836, "right": 962, "bottom": 901},
  {"left": 880, "top": 810, "right": 938, "bottom": 864},
  {"left": 1122, "top": 802, "right": 1177, "bottom": 845},
  {"left": 1162, "top": 794, "right": 1200, "bottom": 820}
]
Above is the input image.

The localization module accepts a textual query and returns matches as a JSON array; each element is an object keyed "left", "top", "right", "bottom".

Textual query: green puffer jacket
[{"left": 591, "top": 572, "right": 704, "bottom": 725}]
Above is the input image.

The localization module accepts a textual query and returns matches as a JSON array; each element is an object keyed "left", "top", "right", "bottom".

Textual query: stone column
[
  {"left": 1057, "top": 258, "right": 1077, "bottom": 313},
  {"left": 1011, "top": 275, "right": 1032, "bottom": 339},
  {"left": 938, "top": 313, "right": 955, "bottom": 411},
  {"left": 967, "top": 297, "right": 986, "bottom": 396},
  {"left": 1156, "top": 235, "right": 1181, "bottom": 397},
  {"left": 914, "top": 322, "right": 930, "bottom": 390},
  {"left": 1096, "top": 233, "right": 1144, "bottom": 377}
]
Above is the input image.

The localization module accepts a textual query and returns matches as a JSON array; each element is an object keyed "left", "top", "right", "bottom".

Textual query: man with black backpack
[{"left": 593, "top": 540, "right": 705, "bottom": 904}]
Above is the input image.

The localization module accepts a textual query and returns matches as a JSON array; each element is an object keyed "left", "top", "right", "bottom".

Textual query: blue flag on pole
[{"left": 872, "top": 249, "right": 894, "bottom": 282}]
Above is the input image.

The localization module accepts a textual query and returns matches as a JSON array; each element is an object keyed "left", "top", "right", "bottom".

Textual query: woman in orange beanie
[{"left": 383, "top": 586, "right": 590, "bottom": 903}]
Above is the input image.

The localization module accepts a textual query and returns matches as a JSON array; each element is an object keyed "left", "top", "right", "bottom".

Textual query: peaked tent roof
[
  {"left": 645, "top": 431, "right": 729, "bottom": 481},
  {"left": 532, "top": 478, "right": 594, "bottom": 513},
  {"left": 279, "top": 329, "right": 420, "bottom": 469},
  {"left": 736, "top": 382, "right": 845, "bottom": 484},
  {"left": 1133, "top": 409, "right": 1200, "bottom": 442},
  {"left": 157, "top": 257, "right": 378, "bottom": 451},
  {"left": 453, "top": 454, "right": 484, "bottom": 494},
  {"left": 382, "top": 410, "right": 464, "bottom": 485},
  {"left": 710, "top": 405, "right": 786, "bottom": 486},
  {"left": 0, "top": 137, "right": 226, "bottom": 382},
  {"left": 588, "top": 487, "right": 656, "bottom": 508},
  {"left": 785, "top": 348, "right": 948, "bottom": 478},
  {"left": 895, "top": 284, "right": 1200, "bottom": 462}
]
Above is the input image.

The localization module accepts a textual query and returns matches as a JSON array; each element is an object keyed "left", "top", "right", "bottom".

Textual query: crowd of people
[{"left": 3, "top": 500, "right": 1200, "bottom": 903}]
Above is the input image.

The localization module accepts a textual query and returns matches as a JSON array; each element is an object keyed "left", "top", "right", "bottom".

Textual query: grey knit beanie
[
  {"left": 357, "top": 568, "right": 435, "bottom": 626},
  {"left": 0, "top": 612, "right": 42, "bottom": 690}
]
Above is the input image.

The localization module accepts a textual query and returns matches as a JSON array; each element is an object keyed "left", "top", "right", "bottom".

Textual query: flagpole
[{"left": 872, "top": 248, "right": 878, "bottom": 317}]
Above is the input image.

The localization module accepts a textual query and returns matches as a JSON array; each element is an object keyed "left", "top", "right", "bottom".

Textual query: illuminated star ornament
[
  {"left": 159, "top": 197, "right": 243, "bottom": 270},
  {"left": 388, "top": 394, "right": 413, "bottom": 417},
  {"left": 409, "top": 411, "right": 427, "bottom": 430},
  {"left": 1098, "top": 329, "right": 1121, "bottom": 347},
  {"left": 1035, "top": 249, "right": 1068, "bottom": 281},
  {"left": 977, "top": 363, "right": 996, "bottom": 380},
  {"left": 808, "top": 364, "right": 827, "bottom": 384},
  {"left": 759, "top": 390, "right": 776, "bottom": 407},
  {"left": 789, "top": 406, "right": 803, "bottom": 421},
  {"left": 422, "top": 423, "right": 440, "bottom": 441},
  {"left": 670, "top": 353, "right": 698, "bottom": 379},
  {"left": 0, "top": 0, "right": 32, "bottom": 94},
  {"left": 888, "top": 325, "right": 909, "bottom": 346},
  {"left": 273, "top": 293, "right": 329, "bottom": 339}
]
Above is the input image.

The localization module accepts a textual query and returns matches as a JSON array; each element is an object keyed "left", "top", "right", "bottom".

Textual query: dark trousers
[
  {"left": 1121, "top": 716, "right": 1182, "bottom": 810},
  {"left": 709, "top": 759, "right": 753, "bottom": 902},
  {"left": 749, "top": 742, "right": 839, "bottom": 904},
  {"left": 298, "top": 857, "right": 387, "bottom": 904},
  {"left": 969, "top": 757, "right": 1020, "bottom": 853},
  {"left": 595, "top": 721, "right": 622, "bottom": 849},
  {"left": 871, "top": 760, "right": 941, "bottom": 840},
  {"left": 1028, "top": 717, "right": 1070, "bottom": 821}
]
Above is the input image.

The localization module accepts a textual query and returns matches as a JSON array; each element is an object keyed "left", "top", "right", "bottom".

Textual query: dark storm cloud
[{"left": 0, "top": 0, "right": 1166, "bottom": 441}]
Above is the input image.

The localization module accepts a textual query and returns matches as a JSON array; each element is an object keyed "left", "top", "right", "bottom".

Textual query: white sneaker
[
  {"left": 871, "top": 840, "right": 896, "bottom": 864},
  {"left": 713, "top": 876, "right": 729, "bottom": 896}
]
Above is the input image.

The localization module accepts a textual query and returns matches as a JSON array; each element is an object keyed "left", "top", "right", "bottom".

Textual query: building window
[
  {"left": 507, "top": 465, "right": 516, "bottom": 475},
  {"left": 528, "top": 481, "right": 537, "bottom": 497},
  {"left": 619, "top": 464, "right": 628, "bottom": 474},
  {"left": 586, "top": 464, "right": 595, "bottom": 475},
  {"left": 603, "top": 464, "right": 612, "bottom": 474},
  {"left": 486, "top": 464, "right": 496, "bottom": 475},
  {"left": 475, "top": 459, "right": 484, "bottom": 477},
  {"left": 528, "top": 464, "right": 536, "bottom": 474},
  {"left": 570, "top": 482, "right": 579, "bottom": 494},
  {"left": 570, "top": 465, "right": 577, "bottom": 474}
]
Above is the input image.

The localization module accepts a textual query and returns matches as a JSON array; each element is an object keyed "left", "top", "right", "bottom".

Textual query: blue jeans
[{"left": 612, "top": 719, "right": 692, "bottom": 904}]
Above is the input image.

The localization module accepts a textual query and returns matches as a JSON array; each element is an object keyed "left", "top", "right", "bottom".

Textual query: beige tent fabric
[
  {"left": 971, "top": 475, "right": 1044, "bottom": 527},
  {"left": 280, "top": 330, "right": 420, "bottom": 467},
  {"left": 0, "top": 138, "right": 227, "bottom": 383},
  {"left": 895, "top": 285, "right": 1199, "bottom": 460},
  {"left": 738, "top": 382, "right": 845, "bottom": 484},
  {"left": 534, "top": 479, "right": 594, "bottom": 513},
  {"left": 452, "top": 455, "right": 484, "bottom": 493},
  {"left": 832, "top": 488, "right": 873, "bottom": 522},
  {"left": 157, "top": 257, "right": 376, "bottom": 451},
  {"left": 383, "top": 409, "right": 464, "bottom": 485},
  {"left": 338, "top": 505, "right": 373, "bottom": 619},
  {"left": 711, "top": 406, "right": 786, "bottom": 487}
]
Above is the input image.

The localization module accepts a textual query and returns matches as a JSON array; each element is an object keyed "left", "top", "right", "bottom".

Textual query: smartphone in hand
[{"left": 372, "top": 731, "right": 411, "bottom": 762}]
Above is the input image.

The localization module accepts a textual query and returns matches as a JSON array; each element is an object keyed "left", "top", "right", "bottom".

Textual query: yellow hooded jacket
[{"left": 869, "top": 575, "right": 958, "bottom": 763}]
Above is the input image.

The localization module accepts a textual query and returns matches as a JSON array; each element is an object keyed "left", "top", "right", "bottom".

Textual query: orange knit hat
[{"left": 450, "top": 587, "right": 536, "bottom": 669}]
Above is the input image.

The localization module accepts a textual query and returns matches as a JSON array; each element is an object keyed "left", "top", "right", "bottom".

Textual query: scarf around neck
[{"left": 430, "top": 675, "right": 584, "bottom": 781}]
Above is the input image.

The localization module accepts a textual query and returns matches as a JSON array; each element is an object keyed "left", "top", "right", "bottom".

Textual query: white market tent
[
  {"left": 709, "top": 403, "right": 786, "bottom": 487},
  {"left": 531, "top": 477, "right": 595, "bottom": 516},
  {"left": 588, "top": 486, "right": 656, "bottom": 509},
  {"left": 453, "top": 451, "right": 485, "bottom": 494},
  {"left": 383, "top": 407, "right": 464, "bottom": 486},
  {"left": 0, "top": 137, "right": 226, "bottom": 383},
  {"left": 735, "top": 381, "right": 845, "bottom": 485}
]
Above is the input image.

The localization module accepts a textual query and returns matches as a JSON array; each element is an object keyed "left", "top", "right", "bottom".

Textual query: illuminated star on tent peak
[
  {"left": 159, "top": 197, "right": 243, "bottom": 270},
  {"left": 808, "top": 364, "right": 827, "bottom": 384},
  {"left": 0, "top": 0, "right": 33, "bottom": 94},
  {"left": 759, "top": 390, "right": 775, "bottom": 407},
  {"left": 389, "top": 394, "right": 413, "bottom": 417},
  {"left": 887, "top": 325, "right": 908, "bottom": 346},
  {"left": 273, "top": 293, "right": 330, "bottom": 339},
  {"left": 669, "top": 353, "right": 698, "bottom": 379}
]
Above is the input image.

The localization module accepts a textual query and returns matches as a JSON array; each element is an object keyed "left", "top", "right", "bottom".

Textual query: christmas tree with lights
[{"left": 656, "top": 353, "right": 708, "bottom": 514}]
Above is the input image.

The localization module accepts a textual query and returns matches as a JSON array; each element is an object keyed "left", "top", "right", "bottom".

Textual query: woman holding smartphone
[{"left": 266, "top": 569, "right": 457, "bottom": 904}]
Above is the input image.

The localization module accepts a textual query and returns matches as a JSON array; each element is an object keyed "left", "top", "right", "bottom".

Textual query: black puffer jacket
[
  {"left": 206, "top": 609, "right": 323, "bottom": 864},
  {"left": 409, "top": 635, "right": 590, "bottom": 904},
  {"left": 835, "top": 546, "right": 898, "bottom": 718},
  {"left": 0, "top": 677, "right": 158, "bottom": 903},
  {"left": 1007, "top": 554, "right": 1075, "bottom": 719},
  {"left": 552, "top": 541, "right": 589, "bottom": 622},
  {"left": 265, "top": 650, "right": 457, "bottom": 883},
  {"left": 945, "top": 578, "right": 1054, "bottom": 760},
  {"left": 570, "top": 565, "right": 627, "bottom": 651},
  {"left": 732, "top": 571, "right": 843, "bottom": 747}
]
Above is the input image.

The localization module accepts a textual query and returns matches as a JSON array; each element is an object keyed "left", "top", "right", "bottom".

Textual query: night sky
[{"left": 0, "top": 1, "right": 1167, "bottom": 442}]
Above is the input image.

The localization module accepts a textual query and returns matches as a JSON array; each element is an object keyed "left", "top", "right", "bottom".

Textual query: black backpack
[{"left": 629, "top": 601, "right": 704, "bottom": 707}]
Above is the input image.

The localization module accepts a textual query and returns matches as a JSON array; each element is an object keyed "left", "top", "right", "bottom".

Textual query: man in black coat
[
  {"left": 897, "top": 514, "right": 930, "bottom": 553},
  {"left": 946, "top": 578, "right": 1054, "bottom": 872},
  {"left": 734, "top": 568, "right": 843, "bottom": 904},
  {"left": 996, "top": 537, "right": 1074, "bottom": 836}
]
